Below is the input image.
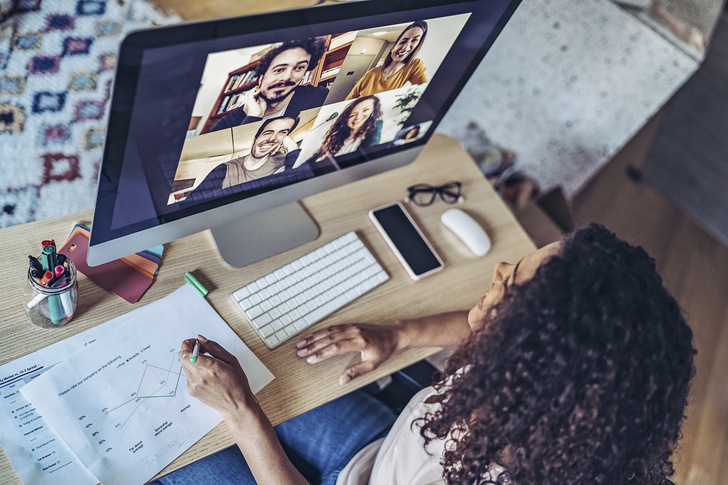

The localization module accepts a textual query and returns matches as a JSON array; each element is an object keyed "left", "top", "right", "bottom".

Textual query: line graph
[{"left": 104, "top": 352, "right": 184, "bottom": 429}]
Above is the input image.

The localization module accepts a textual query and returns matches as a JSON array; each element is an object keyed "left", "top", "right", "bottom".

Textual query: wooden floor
[{"left": 572, "top": 110, "right": 728, "bottom": 485}]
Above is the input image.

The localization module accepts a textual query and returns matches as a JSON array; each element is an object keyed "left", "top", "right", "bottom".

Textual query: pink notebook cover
[{"left": 58, "top": 229, "right": 153, "bottom": 303}]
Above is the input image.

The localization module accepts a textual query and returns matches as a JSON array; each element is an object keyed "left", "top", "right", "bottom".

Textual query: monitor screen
[{"left": 88, "top": 0, "right": 521, "bottom": 266}]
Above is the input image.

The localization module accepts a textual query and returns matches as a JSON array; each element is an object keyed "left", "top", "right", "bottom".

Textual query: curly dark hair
[
  {"left": 419, "top": 223, "right": 695, "bottom": 484},
  {"left": 313, "top": 95, "right": 382, "bottom": 159},
  {"left": 255, "top": 37, "right": 327, "bottom": 77}
]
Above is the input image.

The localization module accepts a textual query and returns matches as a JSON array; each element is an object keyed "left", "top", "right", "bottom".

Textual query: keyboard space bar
[{"left": 302, "top": 293, "right": 353, "bottom": 327}]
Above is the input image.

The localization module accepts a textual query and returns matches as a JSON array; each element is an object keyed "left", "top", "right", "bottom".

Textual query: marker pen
[
  {"left": 28, "top": 255, "right": 43, "bottom": 272},
  {"left": 39, "top": 271, "right": 54, "bottom": 287},
  {"left": 60, "top": 289, "right": 74, "bottom": 317},
  {"left": 184, "top": 271, "right": 209, "bottom": 297},
  {"left": 190, "top": 340, "right": 200, "bottom": 364},
  {"left": 40, "top": 245, "right": 57, "bottom": 272}
]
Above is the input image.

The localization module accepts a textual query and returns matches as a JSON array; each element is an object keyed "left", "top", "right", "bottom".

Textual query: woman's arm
[
  {"left": 180, "top": 335, "right": 309, "bottom": 485},
  {"left": 296, "top": 311, "right": 471, "bottom": 384}
]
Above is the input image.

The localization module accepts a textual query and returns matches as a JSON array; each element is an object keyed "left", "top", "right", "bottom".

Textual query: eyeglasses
[{"left": 405, "top": 181, "right": 463, "bottom": 207}]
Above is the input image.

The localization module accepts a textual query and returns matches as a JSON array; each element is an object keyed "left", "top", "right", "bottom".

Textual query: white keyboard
[{"left": 231, "top": 232, "right": 389, "bottom": 349}]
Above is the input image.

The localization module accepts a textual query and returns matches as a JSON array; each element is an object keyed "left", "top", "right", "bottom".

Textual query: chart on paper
[
  {"left": 72, "top": 346, "right": 186, "bottom": 454},
  {"left": 20, "top": 285, "right": 275, "bottom": 485},
  {"left": 22, "top": 338, "right": 216, "bottom": 485}
]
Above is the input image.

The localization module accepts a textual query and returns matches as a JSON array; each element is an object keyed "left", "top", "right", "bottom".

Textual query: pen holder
[{"left": 23, "top": 260, "right": 78, "bottom": 328}]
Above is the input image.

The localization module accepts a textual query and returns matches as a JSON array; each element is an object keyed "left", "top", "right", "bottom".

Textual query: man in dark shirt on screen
[{"left": 212, "top": 37, "right": 329, "bottom": 131}]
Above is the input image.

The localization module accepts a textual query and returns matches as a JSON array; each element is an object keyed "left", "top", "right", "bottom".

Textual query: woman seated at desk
[{"left": 157, "top": 224, "right": 695, "bottom": 485}]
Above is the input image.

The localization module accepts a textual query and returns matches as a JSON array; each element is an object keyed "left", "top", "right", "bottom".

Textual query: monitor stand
[{"left": 210, "top": 201, "right": 320, "bottom": 268}]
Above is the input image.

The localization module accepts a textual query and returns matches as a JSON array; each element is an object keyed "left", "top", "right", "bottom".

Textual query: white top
[
  {"left": 336, "top": 386, "right": 445, "bottom": 485},
  {"left": 336, "top": 137, "right": 362, "bottom": 156},
  {"left": 335, "top": 385, "right": 504, "bottom": 485}
]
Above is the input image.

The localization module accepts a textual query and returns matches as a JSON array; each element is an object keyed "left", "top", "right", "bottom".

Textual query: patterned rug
[{"left": 0, "top": 0, "right": 179, "bottom": 228}]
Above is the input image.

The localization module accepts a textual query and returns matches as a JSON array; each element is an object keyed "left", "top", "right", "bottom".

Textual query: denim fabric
[{"left": 152, "top": 389, "right": 397, "bottom": 485}]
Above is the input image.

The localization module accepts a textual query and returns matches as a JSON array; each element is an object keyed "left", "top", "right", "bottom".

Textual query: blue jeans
[{"left": 153, "top": 389, "right": 397, "bottom": 485}]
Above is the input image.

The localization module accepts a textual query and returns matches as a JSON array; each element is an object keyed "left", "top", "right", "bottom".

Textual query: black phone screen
[{"left": 371, "top": 204, "right": 442, "bottom": 277}]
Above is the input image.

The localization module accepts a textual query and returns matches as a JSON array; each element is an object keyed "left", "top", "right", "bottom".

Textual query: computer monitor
[{"left": 88, "top": 0, "right": 521, "bottom": 267}]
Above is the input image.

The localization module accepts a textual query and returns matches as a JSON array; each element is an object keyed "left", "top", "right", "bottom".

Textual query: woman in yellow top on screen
[{"left": 346, "top": 21, "right": 428, "bottom": 100}]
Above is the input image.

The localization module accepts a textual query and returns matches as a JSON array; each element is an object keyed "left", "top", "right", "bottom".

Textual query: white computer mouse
[{"left": 441, "top": 208, "right": 492, "bottom": 256}]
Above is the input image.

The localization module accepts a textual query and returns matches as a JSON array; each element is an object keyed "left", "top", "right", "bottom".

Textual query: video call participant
[
  {"left": 184, "top": 116, "right": 304, "bottom": 201},
  {"left": 212, "top": 38, "right": 328, "bottom": 132},
  {"left": 346, "top": 21, "right": 428, "bottom": 100},
  {"left": 301, "top": 95, "right": 382, "bottom": 173},
  {"left": 157, "top": 224, "right": 695, "bottom": 485},
  {"left": 392, "top": 124, "right": 420, "bottom": 146}
]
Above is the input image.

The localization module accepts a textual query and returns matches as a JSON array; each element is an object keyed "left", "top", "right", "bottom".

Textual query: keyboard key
[
  {"left": 231, "top": 232, "right": 388, "bottom": 349},
  {"left": 260, "top": 324, "right": 275, "bottom": 338},
  {"left": 232, "top": 287, "right": 251, "bottom": 301},
  {"left": 247, "top": 305, "right": 265, "bottom": 319},
  {"left": 252, "top": 313, "right": 272, "bottom": 329}
]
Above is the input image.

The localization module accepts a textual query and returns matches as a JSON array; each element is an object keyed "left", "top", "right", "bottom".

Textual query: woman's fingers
[
  {"left": 198, "top": 338, "right": 238, "bottom": 366},
  {"left": 340, "top": 360, "right": 377, "bottom": 385},
  {"left": 179, "top": 338, "right": 197, "bottom": 356},
  {"left": 302, "top": 337, "right": 361, "bottom": 363},
  {"left": 297, "top": 324, "right": 350, "bottom": 348},
  {"left": 296, "top": 325, "right": 362, "bottom": 359}
]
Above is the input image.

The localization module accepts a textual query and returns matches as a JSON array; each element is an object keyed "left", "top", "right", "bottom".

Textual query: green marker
[
  {"left": 184, "top": 271, "right": 209, "bottom": 297},
  {"left": 40, "top": 245, "right": 57, "bottom": 272},
  {"left": 190, "top": 340, "right": 200, "bottom": 364},
  {"left": 40, "top": 245, "right": 63, "bottom": 324}
]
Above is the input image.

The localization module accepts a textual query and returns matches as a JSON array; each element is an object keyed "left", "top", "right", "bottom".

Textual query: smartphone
[{"left": 369, "top": 202, "right": 444, "bottom": 280}]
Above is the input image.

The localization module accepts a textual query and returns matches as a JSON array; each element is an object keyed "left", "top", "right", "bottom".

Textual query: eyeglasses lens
[
  {"left": 410, "top": 189, "right": 436, "bottom": 206},
  {"left": 439, "top": 183, "right": 461, "bottom": 204}
]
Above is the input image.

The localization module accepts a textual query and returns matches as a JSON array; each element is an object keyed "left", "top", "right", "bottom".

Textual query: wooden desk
[{"left": 0, "top": 134, "right": 535, "bottom": 482}]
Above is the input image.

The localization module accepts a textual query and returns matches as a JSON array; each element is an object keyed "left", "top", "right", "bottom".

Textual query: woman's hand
[
  {"left": 296, "top": 323, "right": 402, "bottom": 385},
  {"left": 179, "top": 335, "right": 257, "bottom": 419},
  {"left": 181, "top": 336, "right": 309, "bottom": 485}
]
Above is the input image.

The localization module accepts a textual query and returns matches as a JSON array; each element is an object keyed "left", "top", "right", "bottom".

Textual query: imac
[{"left": 88, "top": 0, "right": 521, "bottom": 267}]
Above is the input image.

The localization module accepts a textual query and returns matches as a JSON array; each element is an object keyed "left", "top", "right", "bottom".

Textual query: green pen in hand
[{"left": 190, "top": 339, "right": 200, "bottom": 364}]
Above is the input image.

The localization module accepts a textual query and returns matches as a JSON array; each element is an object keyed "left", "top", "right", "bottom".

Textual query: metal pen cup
[{"left": 23, "top": 260, "right": 78, "bottom": 328}]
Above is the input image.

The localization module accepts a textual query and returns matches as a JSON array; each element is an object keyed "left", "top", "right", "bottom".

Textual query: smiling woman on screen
[{"left": 346, "top": 20, "right": 429, "bottom": 100}]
